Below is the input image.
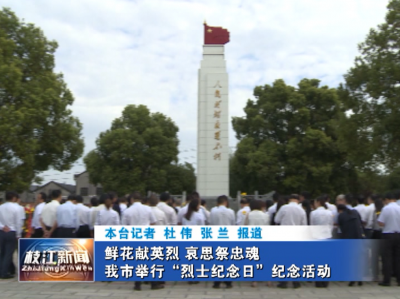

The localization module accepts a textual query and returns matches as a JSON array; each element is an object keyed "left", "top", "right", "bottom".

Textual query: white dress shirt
[
  {"left": 236, "top": 206, "right": 251, "bottom": 225},
  {"left": 57, "top": 201, "right": 78, "bottom": 228},
  {"left": 177, "top": 204, "right": 189, "bottom": 224},
  {"left": 121, "top": 202, "right": 156, "bottom": 225},
  {"left": 95, "top": 207, "right": 120, "bottom": 225},
  {"left": 245, "top": 210, "right": 270, "bottom": 225},
  {"left": 151, "top": 206, "right": 167, "bottom": 225},
  {"left": 40, "top": 200, "right": 60, "bottom": 227},
  {"left": 119, "top": 203, "right": 127, "bottom": 215},
  {"left": 0, "top": 201, "right": 21, "bottom": 237},
  {"left": 76, "top": 203, "right": 91, "bottom": 227},
  {"left": 182, "top": 211, "right": 205, "bottom": 225},
  {"left": 354, "top": 204, "right": 368, "bottom": 224},
  {"left": 210, "top": 205, "right": 235, "bottom": 225},
  {"left": 310, "top": 207, "right": 334, "bottom": 239},
  {"left": 200, "top": 206, "right": 210, "bottom": 225},
  {"left": 31, "top": 202, "right": 45, "bottom": 229},
  {"left": 274, "top": 202, "right": 307, "bottom": 225},
  {"left": 91, "top": 204, "right": 105, "bottom": 229},
  {"left": 364, "top": 203, "right": 375, "bottom": 230},
  {"left": 378, "top": 202, "right": 400, "bottom": 233},
  {"left": 15, "top": 203, "right": 26, "bottom": 233},
  {"left": 157, "top": 202, "right": 178, "bottom": 225}
]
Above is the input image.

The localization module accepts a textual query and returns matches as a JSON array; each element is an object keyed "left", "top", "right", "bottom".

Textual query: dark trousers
[
  {"left": 213, "top": 281, "right": 232, "bottom": 287},
  {"left": 382, "top": 233, "right": 400, "bottom": 283},
  {"left": 0, "top": 231, "right": 16, "bottom": 278},
  {"left": 31, "top": 228, "right": 44, "bottom": 238},
  {"left": 371, "top": 230, "right": 382, "bottom": 279},
  {"left": 365, "top": 229, "right": 373, "bottom": 239},
  {"left": 45, "top": 226, "right": 58, "bottom": 238},
  {"left": 57, "top": 227, "right": 76, "bottom": 238},
  {"left": 315, "top": 281, "right": 329, "bottom": 288},
  {"left": 76, "top": 225, "right": 91, "bottom": 238},
  {"left": 278, "top": 281, "right": 300, "bottom": 288},
  {"left": 135, "top": 281, "right": 159, "bottom": 288}
]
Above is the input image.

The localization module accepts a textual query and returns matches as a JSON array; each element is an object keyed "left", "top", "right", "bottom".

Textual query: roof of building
[
  {"left": 35, "top": 181, "right": 76, "bottom": 194},
  {"left": 74, "top": 170, "right": 87, "bottom": 178}
]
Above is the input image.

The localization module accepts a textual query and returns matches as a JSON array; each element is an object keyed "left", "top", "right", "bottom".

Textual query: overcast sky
[{"left": 2, "top": 0, "right": 389, "bottom": 185}]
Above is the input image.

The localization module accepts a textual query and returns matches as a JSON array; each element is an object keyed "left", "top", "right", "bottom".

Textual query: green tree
[
  {"left": 0, "top": 8, "right": 84, "bottom": 192},
  {"left": 342, "top": 0, "right": 400, "bottom": 171},
  {"left": 231, "top": 79, "right": 355, "bottom": 196},
  {"left": 164, "top": 162, "right": 196, "bottom": 194},
  {"left": 84, "top": 104, "right": 180, "bottom": 195}
]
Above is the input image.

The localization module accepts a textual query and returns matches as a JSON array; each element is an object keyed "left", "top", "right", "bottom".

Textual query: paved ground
[{"left": 1, "top": 279, "right": 400, "bottom": 299}]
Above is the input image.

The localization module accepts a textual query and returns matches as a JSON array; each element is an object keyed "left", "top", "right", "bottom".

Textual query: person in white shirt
[
  {"left": 119, "top": 197, "right": 128, "bottom": 215},
  {"left": 274, "top": 194, "right": 306, "bottom": 289},
  {"left": 148, "top": 195, "right": 167, "bottom": 225},
  {"left": 274, "top": 194, "right": 307, "bottom": 226},
  {"left": 56, "top": 195, "right": 78, "bottom": 238},
  {"left": 13, "top": 195, "right": 26, "bottom": 237},
  {"left": 310, "top": 196, "right": 333, "bottom": 288},
  {"left": 377, "top": 192, "right": 400, "bottom": 287},
  {"left": 95, "top": 194, "right": 120, "bottom": 226},
  {"left": 244, "top": 199, "right": 270, "bottom": 225},
  {"left": 75, "top": 195, "right": 92, "bottom": 238},
  {"left": 200, "top": 199, "right": 211, "bottom": 225},
  {"left": 354, "top": 195, "right": 368, "bottom": 227},
  {"left": 91, "top": 194, "right": 105, "bottom": 233},
  {"left": 177, "top": 196, "right": 191, "bottom": 225},
  {"left": 182, "top": 198, "right": 205, "bottom": 225},
  {"left": 236, "top": 197, "right": 251, "bottom": 225},
  {"left": 267, "top": 192, "right": 280, "bottom": 224},
  {"left": 40, "top": 190, "right": 62, "bottom": 238},
  {"left": 0, "top": 191, "right": 20, "bottom": 279},
  {"left": 364, "top": 195, "right": 376, "bottom": 239},
  {"left": 121, "top": 192, "right": 157, "bottom": 226},
  {"left": 157, "top": 193, "right": 177, "bottom": 225},
  {"left": 210, "top": 195, "right": 235, "bottom": 289},
  {"left": 31, "top": 192, "right": 47, "bottom": 238},
  {"left": 324, "top": 194, "right": 338, "bottom": 214}
]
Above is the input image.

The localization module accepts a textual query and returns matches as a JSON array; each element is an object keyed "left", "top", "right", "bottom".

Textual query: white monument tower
[{"left": 196, "top": 23, "right": 230, "bottom": 197}]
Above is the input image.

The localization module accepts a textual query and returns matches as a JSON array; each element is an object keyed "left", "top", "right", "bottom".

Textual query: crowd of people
[{"left": 0, "top": 189, "right": 399, "bottom": 290}]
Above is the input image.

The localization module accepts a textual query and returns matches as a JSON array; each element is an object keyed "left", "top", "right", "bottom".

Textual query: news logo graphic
[{"left": 19, "top": 239, "right": 94, "bottom": 282}]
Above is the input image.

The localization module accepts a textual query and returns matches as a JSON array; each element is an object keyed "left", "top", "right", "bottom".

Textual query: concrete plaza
[{"left": 1, "top": 279, "right": 400, "bottom": 299}]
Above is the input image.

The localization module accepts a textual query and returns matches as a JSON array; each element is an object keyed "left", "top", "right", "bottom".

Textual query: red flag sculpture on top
[{"left": 204, "top": 22, "right": 230, "bottom": 45}]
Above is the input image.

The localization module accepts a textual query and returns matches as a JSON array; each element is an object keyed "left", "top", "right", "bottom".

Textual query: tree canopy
[
  {"left": 84, "top": 104, "right": 194, "bottom": 195},
  {"left": 341, "top": 0, "right": 400, "bottom": 171},
  {"left": 0, "top": 8, "right": 84, "bottom": 192},
  {"left": 231, "top": 79, "right": 355, "bottom": 196}
]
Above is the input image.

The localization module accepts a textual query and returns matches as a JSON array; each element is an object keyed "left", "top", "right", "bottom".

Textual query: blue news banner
[{"left": 93, "top": 226, "right": 368, "bottom": 282}]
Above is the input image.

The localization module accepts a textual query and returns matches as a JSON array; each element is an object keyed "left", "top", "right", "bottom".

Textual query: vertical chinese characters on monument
[{"left": 213, "top": 81, "right": 222, "bottom": 161}]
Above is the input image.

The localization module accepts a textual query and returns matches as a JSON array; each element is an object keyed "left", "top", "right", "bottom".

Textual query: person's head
[
  {"left": 336, "top": 194, "right": 346, "bottom": 206},
  {"left": 265, "top": 199, "right": 273, "bottom": 210},
  {"left": 36, "top": 192, "right": 47, "bottom": 204},
  {"left": 345, "top": 194, "right": 353, "bottom": 206},
  {"left": 374, "top": 196, "right": 384, "bottom": 213},
  {"left": 185, "top": 194, "right": 194, "bottom": 205},
  {"left": 191, "top": 191, "right": 200, "bottom": 200},
  {"left": 90, "top": 196, "right": 98, "bottom": 207},
  {"left": 276, "top": 198, "right": 287, "bottom": 212},
  {"left": 119, "top": 196, "right": 127, "bottom": 204},
  {"left": 5, "top": 191, "right": 17, "bottom": 202},
  {"left": 315, "top": 196, "right": 328, "bottom": 209},
  {"left": 250, "top": 199, "right": 263, "bottom": 211},
  {"left": 337, "top": 204, "right": 348, "bottom": 213},
  {"left": 131, "top": 191, "right": 142, "bottom": 203},
  {"left": 367, "top": 194, "right": 378, "bottom": 205},
  {"left": 185, "top": 197, "right": 200, "bottom": 221},
  {"left": 272, "top": 191, "right": 280, "bottom": 203},
  {"left": 288, "top": 194, "right": 300, "bottom": 203},
  {"left": 149, "top": 195, "right": 159, "bottom": 207},
  {"left": 299, "top": 191, "right": 311, "bottom": 203},
  {"left": 101, "top": 193, "right": 113, "bottom": 208},
  {"left": 302, "top": 199, "right": 312, "bottom": 211},
  {"left": 15, "top": 193, "right": 21, "bottom": 204},
  {"left": 160, "top": 192, "right": 171, "bottom": 204},
  {"left": 142, "top": 196, "right": 149, "bottom": 205},
  {"left": 75, "top": 195, "right": 84, "bottom": 204},
  {"left": 384, "top": 192, "right": 396, "bottom": 205},
  {"left": 169, "top": 197, "right": 176, "bottom": 207},
  {"left": 67, "top": 194, "right": 76, "bottom": 203},
  {"left": 108, "top": 191, "right": 117, "bottom": 203},
  {"left": 201, "top": 199, "right": 206, "bottom": 208},
  {"left": 217, "top": 195, "right": 229, "bottom": 207},
  {"left": 356, "top": 195, "right": 365, "bottom": 205},
  {"left": 51, "top": 190, "right": 62, "bottom": 202},
  {"left": 240, "top": 197, "right": 250, "bottom": 208},
  {"left": 394, "top": 190, "right": 400, "bottom": 200}
]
